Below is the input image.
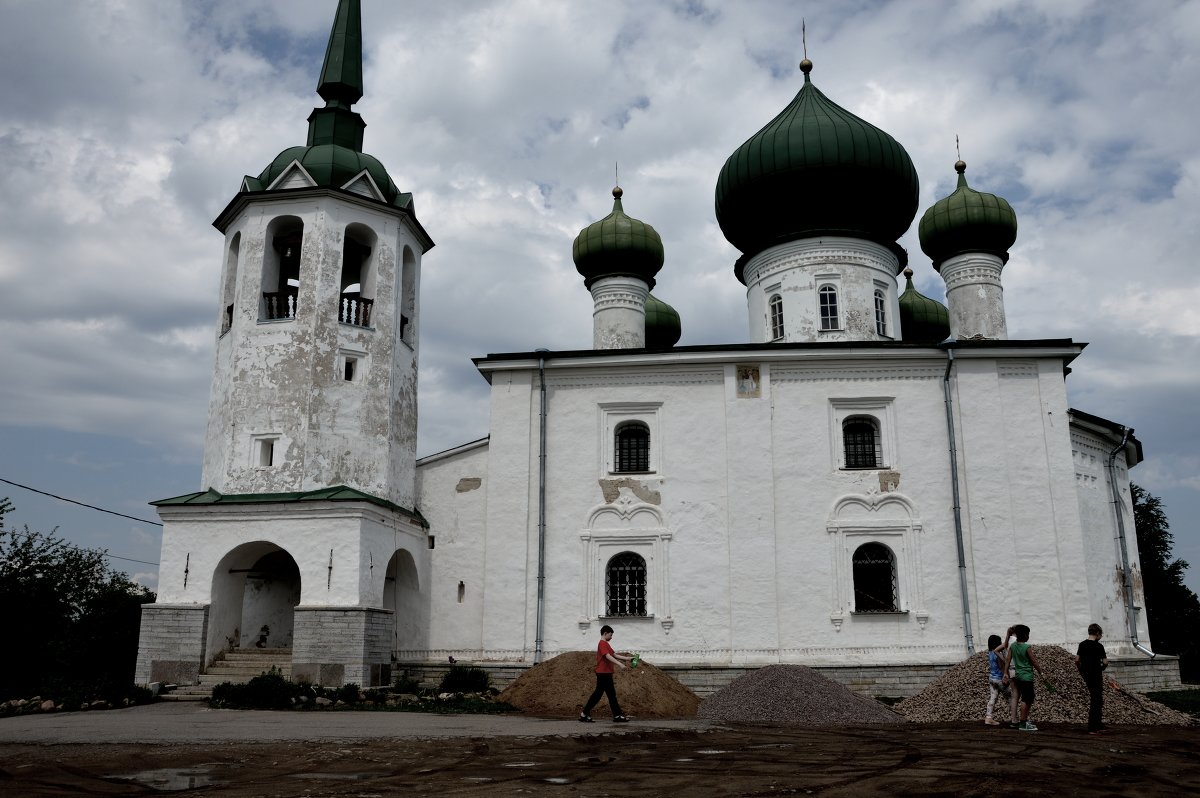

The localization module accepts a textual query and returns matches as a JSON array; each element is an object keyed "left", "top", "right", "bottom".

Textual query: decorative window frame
[
  {"left": 579, "top": 495, "right": 673, "bottom": 631},
  {"left": 826, "top": 493, "right": 926, "bottom": 630},
  {"left": 599, "top": 402, "right": 662, "bottom": 477},
  {"left": 829, "top": 397, "right": 897, "bottom": 471}
]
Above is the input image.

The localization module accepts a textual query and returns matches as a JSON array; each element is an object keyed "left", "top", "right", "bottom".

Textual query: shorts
[{"left": 1013, "top": 678, "right": 1035, "bottom": 706}]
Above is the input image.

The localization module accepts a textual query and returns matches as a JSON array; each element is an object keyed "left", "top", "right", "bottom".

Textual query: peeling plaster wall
[
  {"left": 203, "top": 193, "right": 422, "bottom": 508},
  {"left": 418, "top": 347, "right": 1113, "bottom": 667},
  {"left": 941, "top": 252, "right": 1008, "bottom": 340},
  {"left": 742, "top": 238, "right": 902, "bottom": 343},
  {"left": 1071, "top": 425, "right": 1150, "bottom": 651}
]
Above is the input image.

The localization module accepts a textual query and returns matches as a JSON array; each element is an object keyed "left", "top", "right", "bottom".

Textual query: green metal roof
[
  {"left": 244, "top": 0, "right": 409, "bottom": 211},
  {"left": 897, "top": 269, "right": 951, "bottom": 344},
  {"left": 573, "top": 187, "right": 665, "bottom": 289},
  {"left": 644, "top": 293, "right": 681, "bottom": 349},
  {"left": 716, "top": 60, "right": 919, "bottom": 276},
  {"left": 919, "top": 161, "right": 1017, "bottom": 270},
  {"left": 151, "top": 485, "right": 428, "bottom": 528}
]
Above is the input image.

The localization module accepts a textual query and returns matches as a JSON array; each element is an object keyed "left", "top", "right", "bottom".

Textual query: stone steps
[{"left": 160, "top": 648, "right": 293, "bottom": 702}]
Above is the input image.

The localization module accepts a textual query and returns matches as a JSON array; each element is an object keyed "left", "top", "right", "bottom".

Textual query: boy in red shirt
[{"left": 580, "top": 625, "right": 633, "bottom": 723}]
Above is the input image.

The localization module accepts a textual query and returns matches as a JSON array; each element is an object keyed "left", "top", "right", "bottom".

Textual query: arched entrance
[
  {"left": 383, "top": 549, "right": 421, "bottom": 656},
  {"left": 209, "top": 542, "right": 301, "bottom": 659}
]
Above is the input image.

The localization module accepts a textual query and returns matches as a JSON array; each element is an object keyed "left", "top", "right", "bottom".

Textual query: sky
[{"left": 0, "top": 0, "right": 1197, "bottom": 598}]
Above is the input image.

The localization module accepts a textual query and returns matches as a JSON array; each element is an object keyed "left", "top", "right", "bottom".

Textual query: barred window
[
  {"left": 606, "top": 552, "right": 647, "bottom": 616},
  {"left": 852, "top": 542, "right": 898, "bottom": 612},
  {"left": 769, "top": 294, "right": 785, "bottom": 340},
  {"left": 874, "top": 289, "right": 887, "bottom": 336},
  {"left": 614, "top": 421, "right": 650, "bottom": 473},
  {"left": 843, "top": 416, "right": 882, "bottom": 469},
  {"left": 819, "top": 285, "right": 840, "bottom": 330}
]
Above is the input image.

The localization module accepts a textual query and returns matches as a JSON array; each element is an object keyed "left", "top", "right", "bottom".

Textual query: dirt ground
[{"left": 3, "top": 722, "right": 1199, "bottom": 796}]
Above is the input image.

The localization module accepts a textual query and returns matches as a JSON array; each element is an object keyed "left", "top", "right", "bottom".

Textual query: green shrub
[
  {"left": 1147, "top": 688, "right": 1200, "bottom": 719},
  {"left": 438, "top": 665, "right": 490, "bottom": 694},
  {"left": 336, "top": 683, "right": 362, "bottom": 704},
  {"left": 209, "top": 668, "right": 295, "bottom": 709},
  {"left": 393, "top": 673, "right": 422, "bottom": 694}
]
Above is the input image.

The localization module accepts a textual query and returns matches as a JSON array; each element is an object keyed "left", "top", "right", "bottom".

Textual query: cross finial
[
  {"left": 802, "top": 19, "right": 807, "bottom": 60},
  {"left": 956, "top": 134, "right": 961, "bottom": 162}
]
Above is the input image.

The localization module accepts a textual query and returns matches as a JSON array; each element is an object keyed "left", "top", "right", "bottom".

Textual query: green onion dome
[
  {"left": 253, "top": 145, "right": 409, "bottom": 208},
  {"left": 918, "top": 160, "right": 1017, "bottom": 270},
  {"left": 898, "top": 268, "right": 950, "bottom": 344},
  {"left": 716, "top": 59, "right": 919, "bottom": 283},
  {"left": 644, "top": 293, "right": 681, "bottom": 349},
  {"left": 573, "top": 187, "right": 665, "bottom": 290}
]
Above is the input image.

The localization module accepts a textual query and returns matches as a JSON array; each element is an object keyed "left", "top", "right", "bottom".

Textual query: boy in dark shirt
[{"left": 1075, "top": 623, "right": 1109, "bottom": 734}]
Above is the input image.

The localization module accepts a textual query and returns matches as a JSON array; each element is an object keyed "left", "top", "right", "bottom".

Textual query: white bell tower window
[
  {"left": 819, "top": 284, "right": 840, "bottom": 330},
  {"left": 253, "top": 435, "right": 281, "bottom": 468},
  {"left": 769, "top": 293, "right": 785, "bottom": 340}
]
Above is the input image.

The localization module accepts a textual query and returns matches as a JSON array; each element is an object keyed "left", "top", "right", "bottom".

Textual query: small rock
[
  {"left": 40, "top": 700, "right": 55, "bottom": 712},
  {"left": 315, "top": 696, "right": 333, "bottom": 707}
]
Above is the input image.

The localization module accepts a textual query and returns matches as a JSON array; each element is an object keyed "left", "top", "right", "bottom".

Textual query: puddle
[
  {"left": 502, "top": 762, "right": 540, "bottom": 768},
  {"left": 545, "top": 777, "right": 571, "bottom": 784},
  {"left": 463, "top": 777, "right": 493, "bottom": 782},
  {"left": 109, "top": 768, "right": 216, "bottom": 791},
  {"left": 286, "top": 772, "right": 374, "bottom": 781},
  {"left": 675, "top": 758, "right": 695, "bottom": 762},
  {"left": 696, "top": 749, "right": 730, "bottom": 755}
]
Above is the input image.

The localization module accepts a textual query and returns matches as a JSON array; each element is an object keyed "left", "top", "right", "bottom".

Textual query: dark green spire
[
  {"left": 716, "top": 58, "right": 919, "bottom": 282},
  {"left": 317, "top": 0, "right": 363, "bottom": 109},
  {"left": 897, "top": 268, "right": 950, "bottom": 344},
  {"left": 919, "top": 160, "right": 1018, "bottom": 270},
  {"left": 307, "top": 0, "right": 365, "bottom": 151},
  {"left": 573, "top": 187, "right": 665, "bottom": 290}
]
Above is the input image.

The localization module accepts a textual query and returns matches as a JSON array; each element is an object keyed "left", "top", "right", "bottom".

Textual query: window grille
[
  {"left": 606, "top": 552, "right": 647, "bottom": 616},
  {"left": 843, "top": 417, "right": 882, "bottom": 469},
  {"left": 769, "top": 294, "right": 785, "bottom": 340},
  {"left": 874, "top": 289, "right": 887, "bottom": 336},
  {"left": 852, "top": 542, "right": 898, "bottom": 612},
  {"left": 819, "top": 285, "right": 839, "bottom": 330},
  {"left": 614, "top": 422, "right": 650, "bottom": 473}
]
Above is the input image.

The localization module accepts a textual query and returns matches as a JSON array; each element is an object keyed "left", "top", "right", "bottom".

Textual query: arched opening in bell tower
[
  {"left": 399, "top": 246, "right": 417, "bottom": 346},
  {"left": 260, "top": 216, "right": 304, "bottom": 321},
  {"left": 208, "top": 542, "right": 301, "bottom": 661},
  {"left": 220, "top": 232, "right": 240, "bottom": 335},
  {"left": 339, "top": 223, "right": 377, "bottom": 327}
]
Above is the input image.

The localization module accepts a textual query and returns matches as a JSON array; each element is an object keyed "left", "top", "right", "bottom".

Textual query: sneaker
[
  {"left": 1020, "top": 721, "right": 1038, "bottom": 731},
  {"left": 579, "top": 714, "right": 593, "bottom": 723},
  {"left": 612, "top": 715, "right": 629, "bottom": 723}
]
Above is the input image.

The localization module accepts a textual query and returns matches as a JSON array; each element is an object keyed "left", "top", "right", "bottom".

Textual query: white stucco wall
[
  {"left": 1070, "top": 422, "right": 1150, "bottom": 652},
  {"left": 413, "top": 343, "right": 1110, "bottom": 667}
]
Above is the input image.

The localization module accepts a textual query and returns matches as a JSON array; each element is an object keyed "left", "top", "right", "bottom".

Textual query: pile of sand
[
  {"left": 498, "top": 651, "right": 701, "bottom": 719},
  {"left": 896, "top": 645, "right": 1193, "bottom": 725}
]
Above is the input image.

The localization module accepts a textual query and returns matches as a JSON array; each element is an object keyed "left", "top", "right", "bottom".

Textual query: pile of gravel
[
  {"left": 896, "top": 645, "right": 1193, "bottom": 726},
  {"left": 499, "top": 651, "right": 701, "bottom": 719},
  {"left": 698, "top": 664, "right": 904, "bottom": 725}
]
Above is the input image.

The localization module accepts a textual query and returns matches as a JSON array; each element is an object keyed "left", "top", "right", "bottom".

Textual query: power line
[
  {"left": 0, "top": 477, "right": 163, "bottom": 527},
  {"left": 1, "top": 527, "right": 160, "bottom": 568},
  {"left": 0, "top": 477, "right": 162, "bottom": 568}
]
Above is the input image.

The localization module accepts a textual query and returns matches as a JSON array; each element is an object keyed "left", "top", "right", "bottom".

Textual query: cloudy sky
[{"left": 1, "top": 0, "right": 1197, "bottom": 599}]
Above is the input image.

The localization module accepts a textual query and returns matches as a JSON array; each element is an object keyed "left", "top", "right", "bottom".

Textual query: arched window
[
  {"left": 606, "top": 552, "right": 647, "bottom": 616},
  {"left": 819, "top": 285, "right": 839, "bottom": 330},
  {"left": 614, "top": 421, "right": 650, "bottom": 473},
  {"left": 852, "top": 542, "right": 898, "bottom": 612},
  {"left": 261, "top": 217, "right": 303, "bottom": 321},
  {"left": 843, "top": 416, "right": 882, "bottom": 469},
  {"left": 221, "top": 232, "right": 241, "bottom": 335},
  {"left": 874, "top": 289, "right": 887, "bottom": 336},
  {"left": 338, "top": 224, "right": 376, "bottom": 328},
  {"left": 769, "top": 294, "right": 785, "bottom": 340}
]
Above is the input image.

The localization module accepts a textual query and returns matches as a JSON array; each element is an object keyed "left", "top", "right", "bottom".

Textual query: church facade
[{"left": 136, "top": 1, "right": 1155, "bottom": 689}]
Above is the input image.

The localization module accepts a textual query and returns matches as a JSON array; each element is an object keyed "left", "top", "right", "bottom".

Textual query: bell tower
[{"left": 137, "top": 0, "right": 434, "bottom": 692}]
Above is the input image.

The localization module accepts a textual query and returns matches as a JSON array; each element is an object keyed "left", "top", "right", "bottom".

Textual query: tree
[
  {"left": 1132, "top": 484, "right": 1200, "bottom": 683},
  {"left": 0, "top": 498, "right": 156, "bottom": 703}
]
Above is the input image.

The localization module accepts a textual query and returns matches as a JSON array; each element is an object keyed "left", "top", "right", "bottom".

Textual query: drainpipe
[
  {"left": 1106, "top": 428, "right": 1155, "bottom": 658},
  {"left": 941, "top": 343, "right": 975, "bottom": 654},
  {"left": 533, "top": 350, "right": 549, "bottom": 663}
]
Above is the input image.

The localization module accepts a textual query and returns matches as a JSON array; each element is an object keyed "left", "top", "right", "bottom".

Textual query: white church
[{"left": 136, "top": 0, "right": 1168, "bottom": 692}]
